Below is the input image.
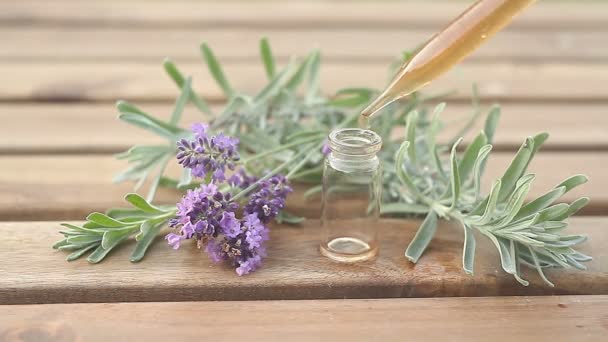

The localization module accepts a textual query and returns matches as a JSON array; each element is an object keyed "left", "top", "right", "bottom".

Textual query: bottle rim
[{"left": 328, "top": 128, "right": 382, "bottom": 156}]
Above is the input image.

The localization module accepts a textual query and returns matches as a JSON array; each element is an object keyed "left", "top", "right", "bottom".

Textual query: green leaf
[
  {"left": 304, "top": 185, "right": 323, "bottom": 199},
  {"left": 305, "top": 50, "right": 321, "bottom": 104},
  {"left": 461, "top": 222, "right": 476, "bottom": 275},
  {"left": 328, "top": 88, "right": 375, "bottom": 107},
  {"left": 472, "top": 144, "right": 492, "bottom": 199},
  {"left": 395, "top": 141, "right": 424, "bottom": 200},
  {"left": 285, "top": 54, "right": 313, "bottom": 91},
  {"left": 201, "top": 43, "right": 234, "bottom": 97},
  {"left": 66, "top": 235, "right": 102, "bottom": 245},
  {"left": 449, "top": 138, "right": 462, "bottom": 209},
  {"left": 405, "top": 110, "right": 418, "bottom": 163},
  {"left": 86, "top": 233, "right": 130, "bottom": 264},
  {"left": 533, "top": 203, "right": 570, "bottom": 224},
  {"left": 119, "top": 113, "right": 178, "bottom": 140},
  {"left": 494, "top": 175, "right": 534, "bottom": 227},
  {"left": 102, "top": 229, "right": 132, "bottom": 249},
  {"left": 483, "top": 105, "right": 501, "bottom": 145},
  {"left": 380, "top": 202, "right": 429, "bottom": 215},
  {"left": 169, "top": 77, "right": 191, "bottom": 125},
  {"left": 116, "top": 102, "right": 185, "bottom": 136},
  {"left": 556, "top": 174, "right": 588, "bottom": 192},
  {"left": 405, "top": 211, "right": 438, "bottom": 263},
  {"left": 131, "top": 221, "right": 164, "bottom": 262},
  {"left": 124, "top": 193, "right": 166, "bottom": 214},
  {"left": 162, "top": 58, "right": 211, "bottom": 114},
  {"left": 276, "top": 211, "right": 305, "bottom": 224},
  {"left": 177, "top": 168, "right": 193, "bottom": 189},
  {"left": 514, "top": 186, "right": 566, "bottom": 222},
  {"left": 87, "top": 212, "right": 128, "bottom": 228},
  {"left": 553, "top": 197, "right": 589, "bottom": 221},
  {"left": 471, "top": 179, "right": 502, "bottom": 225},
  {"left": 260, "top": 38, "right": 276, "bottom": 79},
  {"left": 253, "top": 61, "right": 296, "bottom": 104},
  {"left": 458, "top": 132, "right": 487, "bottom": 182},
  {"left": 497, "top": 137, "right": 535, "bottom": 202},
  {"left": 66, "top": 243, "right": 99, "bottom": 262},
  {"left": 528, "top": 246, "right": 555, "bottom": 287}
]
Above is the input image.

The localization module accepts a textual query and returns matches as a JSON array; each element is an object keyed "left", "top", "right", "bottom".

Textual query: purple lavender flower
[
  {"left": 165, "top": 233, "right": 183, "bottom": 250},
  {"left": 243, "top": 213, "right": 268, "bottom": 250},
  {"left": 235, "top": 254, "right": 263, "bottom": 276},
  {"left": 176, "top": 125, "right": 240, "bottom": 182},
  {"left": 228, "top": 169, "right": 257, "bottom": 189},
  {"left": 321, "top": 141, "right": 331, "bottom": 155},
  {"left": 244, "top": 174, "right": 292, "bottom": 223},
  {"left": 219, "top": 212, "right": 241, "bottom": 238}
]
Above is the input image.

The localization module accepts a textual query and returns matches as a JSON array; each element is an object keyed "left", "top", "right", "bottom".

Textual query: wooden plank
[
  {"left": 2, "top": 1, "right": 607, "bottom": 30},
  {"left": 3, "top": 27, "right": 607, "bottom": 62},
  {"left": 0, "top": 150, "right": 602, "bottom": 221},
  {"left": 0, "top": 217, "right": 606, "bottom": 304},
  {"left": 1, "top": 61, "right": 606, "bottom": 102},
  {"left": 2, "top": 102, "right": 606, "bottom": 154},
  {"left": 1, "top": 296, "right": 606, "bottom": 341}
]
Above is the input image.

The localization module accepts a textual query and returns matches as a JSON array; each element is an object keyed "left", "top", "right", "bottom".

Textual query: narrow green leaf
[
  {"left": 528, "top": 246, "right": 555, "bottom": 287},
  {"left": 510, "top": 240, "right": 530, "bottom": 286},
  {"left": 513, "top": 186, "right": 566, "bottom": 221},
  {"left": 169, "top": 77, "right": 191, "bottom": 125},
  {"left": 86, "top": 233, "right": 130, "bottom": 263},
  {"left": 472, "top": 144, "right": 492, "bottom": 200},
  {"left": 119, "top": 113, "right": 178, "bottom": 139},
  {"left": 124, "top": 193, "right": 165, "bottom": 214},
  {"left": 553, "top": 197, "right": 589, "bottom": 221},
  {"left": 66, "top": 235, "right": 102, "bottom": 245},
  {"left": 102, "top": 229, "right": 132, "bottom": 250},
  {"left": 116, "top": 101, "right": 184, "bottom": 136},
  {"left": 285, "top": 55, "right": 312, "bottom": 91},
  {"left": 461, "top": 222, "right": 476, "bottom": 275},
  {"left": 405, "top": 211, "right": 438, "bottom": 263},
  {"left": 52, "top": 239, "right": 70, "bottom": 249},
  {"left": 483, "top": 105, "right": 501, "bottom": 145},
  {"left": 66, "top": 243, "right": 99, "bottom": 262},
  {"left": 162, "top": 58, "right": 211, "bottom": 114},
  {"left": 305, "top": 50, "right": 321, "bottom": 104},
  {"left": 260, "top": 38, "right": 276, "bottom": 79},
  {"left": 449, "top": 138, "right": 462, "bottom": 209},
  {"left": 533, "top": 203, "right": 570, "bottom": 224},
  {"left": 405, "top": 110, "right": 418, "bottom": 163},
  {"left": 87, "top": 212, "right": 128, "bottom": 228},
  {"left": 395, "top": 141, "right": 424, "bottom": 200},
  {"left": 177, "top": 168, "right": 193, "bottom": 189},
  {"left": 494, "top": 174, "right": 534, "bottom": 227},
  {"left": 303, "top": 185, "right": 323, "bottom": 199},
  {"left": 497, "top": 137, "right": 535, "bottom": 202},
  {"left": 253, "top": 61, "right": 296, "bottom": 104},
  {"left": 556, "top": 175, "right": 588, "bottom": 192},
  {"left": 329, "top": 87, "right": 375, "bottom": 107},
  {"left": 380, "top": 202, "right": 429, "bottom": 215},
  {"left": 471, "top": 179, "right": 502, "bottom": 225},
  {"left": 200, "top": 43, "right": 234, "bottom": 97},
  {"left": 276, "top": 211, "right": 305, "bottom": 224},
  {"left": 131, "top": 221, "right": 164, "bottom": 262},
  {"left": 459, "top": 132, "right": 487, "bottom": 182}
]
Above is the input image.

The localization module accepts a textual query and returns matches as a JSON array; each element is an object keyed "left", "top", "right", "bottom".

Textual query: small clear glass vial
[{"left": 320, "top": 128, "right": 382, "bottom": 263}]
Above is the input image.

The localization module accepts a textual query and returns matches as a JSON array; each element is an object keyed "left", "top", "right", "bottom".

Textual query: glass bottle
[{"left": 320, "top": 128, "right": 382, "bottom": 263}]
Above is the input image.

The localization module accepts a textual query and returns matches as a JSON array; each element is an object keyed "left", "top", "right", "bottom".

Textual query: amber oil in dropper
[{"left": 359, "top": 0, "right": 537, "bottom": 128}]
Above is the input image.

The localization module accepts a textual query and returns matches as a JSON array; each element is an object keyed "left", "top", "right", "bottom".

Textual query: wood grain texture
[
  {"left": 1, "top": 61, "right": 607, "bottom": 102},
  {"left": 3, "top": 27, "right": 607, "bottom": 62},
  {"left": 2, "top": 296, "right": 607, "bottom": 341},
  {"left": 0, "top": 151, "right": 601, "bottom": 221},
  {"left": 0, "top": 217, "right": 606, "bottom": 305},
  {"left": 2, "top": 1, "right": 607, "bottom": 29},
  {"left": 2, "top": 102, "right": 607, "bottom": 154}
]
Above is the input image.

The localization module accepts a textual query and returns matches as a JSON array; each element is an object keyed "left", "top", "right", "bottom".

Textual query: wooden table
[{"left": 1, "top": 0, "right": 607, "bottom": 340}]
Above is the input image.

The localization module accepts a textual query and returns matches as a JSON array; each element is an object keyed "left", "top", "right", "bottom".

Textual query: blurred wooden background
[{"left": 0, "top": 1, "right": 607, "bottom": 340}]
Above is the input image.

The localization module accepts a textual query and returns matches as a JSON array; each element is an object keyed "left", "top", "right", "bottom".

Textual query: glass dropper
[{"left": 359, "top": 0, "right": 537, "bottom": 127}]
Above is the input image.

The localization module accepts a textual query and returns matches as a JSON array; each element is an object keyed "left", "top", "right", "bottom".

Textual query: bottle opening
[{"left": 328, "top": 128, "right": 382, "bottom": 156}]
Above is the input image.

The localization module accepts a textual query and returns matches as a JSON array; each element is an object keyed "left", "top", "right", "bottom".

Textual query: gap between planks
[
  {"left": 2, "top": 1, "right": 607, "bottom": 30},
  {"left": 0, "top": 217, "right": 606, "bottom": 305},
  {"left": 1, "top": 296, "right": 607, "bottom": 341},
  {"left": 2, "top": 27, "right": 607, "bottom": 62},
  {"left": 0, "top": 151, "right": 603, "bottom": 221},
  {"left": 1, "top": 61, "right": 607, "bottom": 103}
]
